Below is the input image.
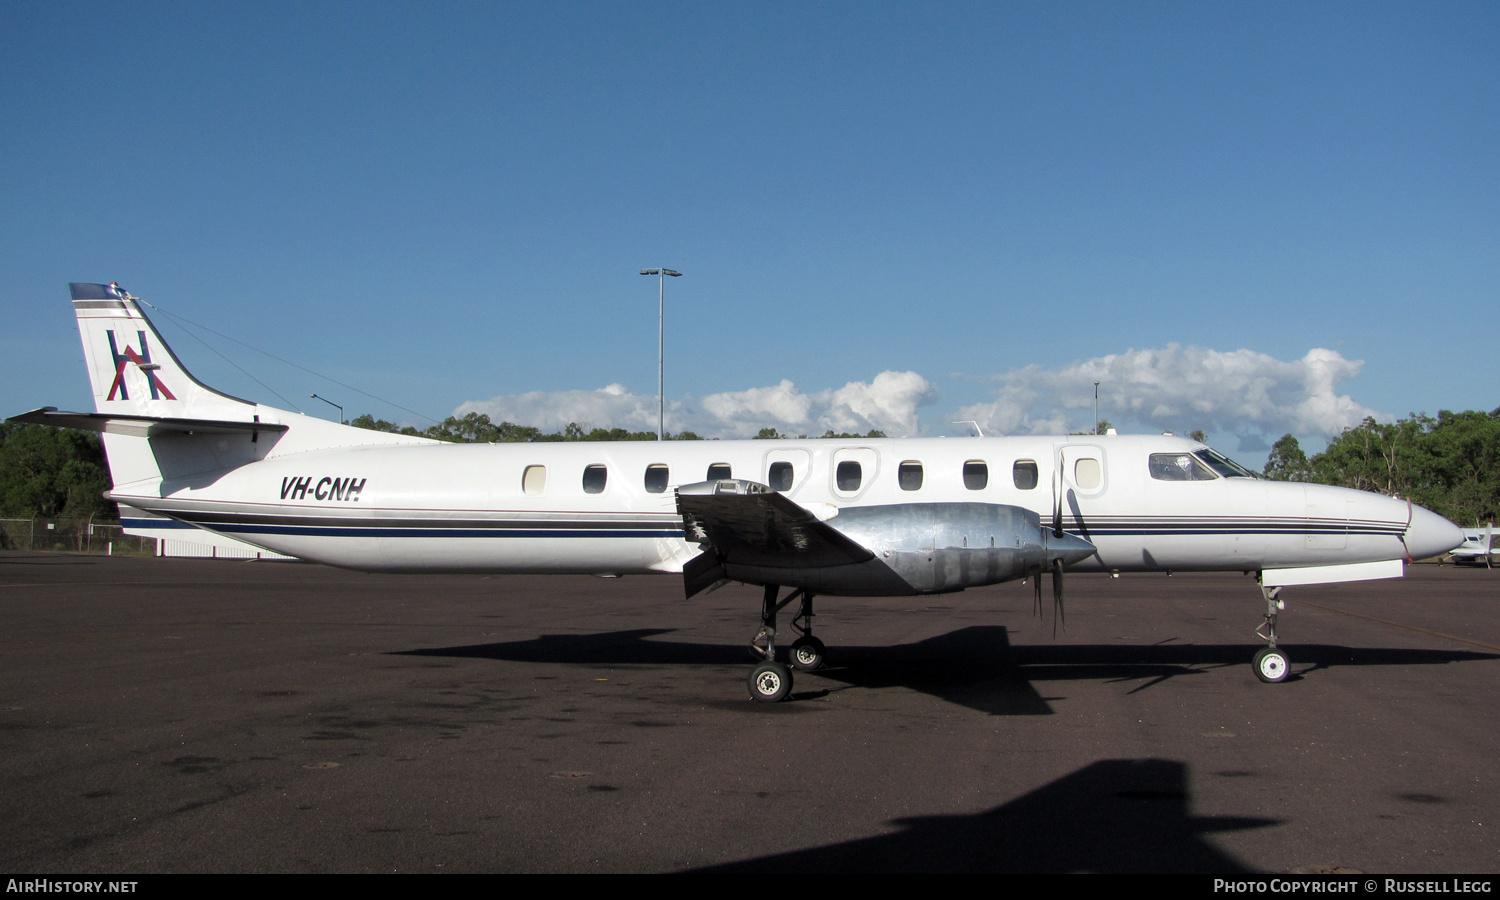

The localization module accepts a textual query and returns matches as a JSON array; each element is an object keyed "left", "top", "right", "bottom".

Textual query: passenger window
[
  {"left": 898, "top": 461, "right": 923, "bottom": 491},
  {"left": 1074, "top": 458, "right": 1101, "bottom": 490},
  {"left": 1149, "top": 453, "right": 1216, "bottom": 482},
  {"left": 836, "top": 460, "right": 862, "bottom": 492},
  {"left": 1013, "top": 460, "right": 1038, "bottom": 490},
  {"left": 963, "top": 460, "right": 988, "bottom": 491},
  {"left": 768, "top": 461, "right": 794, "bottom": 491},
  {"left": 583, "top": 464, "right": 608, "bottom": 494},
  {"left": 644, "top": 464, "right": 669, "bottom": 493},
  {"left": 522, "top": 465, "right": 546, "bottom": 495},
  {"left": 707, "top": 463, "right": 732, "bottom": 480}
]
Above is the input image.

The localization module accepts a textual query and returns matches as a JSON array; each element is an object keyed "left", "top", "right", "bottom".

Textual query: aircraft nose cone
[
  {"left": 1048, "top": 530, "right": 1097, "bottom": 566},
  {"left": 1406, "top": 504, "right": 1465, "bottom": 561}
]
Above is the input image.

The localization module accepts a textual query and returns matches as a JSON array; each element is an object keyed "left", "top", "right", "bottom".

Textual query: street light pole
[
  {"left": 1093, "top": 381, "right": 1100, "bottom": 435},
  {"left": 639, "top": 268, "right": 682, "bottom": 440},
  {"left": 310, "top": 393, "right": 344, "bottom": 425}
]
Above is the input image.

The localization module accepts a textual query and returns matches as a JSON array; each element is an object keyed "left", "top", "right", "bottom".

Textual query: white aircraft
[
  {"left": 9, "top": 283, "right": 1465, "bottom": 701},
  {"left": 1450, "top": 523, "right": 1494, "bottom": 566}
]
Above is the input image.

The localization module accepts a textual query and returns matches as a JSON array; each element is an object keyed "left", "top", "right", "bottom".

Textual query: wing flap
[{"left": 676, "top": 480, "right": 874, "bottom": 597}]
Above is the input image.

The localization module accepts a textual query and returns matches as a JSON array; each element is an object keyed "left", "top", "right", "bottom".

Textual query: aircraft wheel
[
  {"left": 789, "top": 635, "right": 826, "bottom": 671},
  {"left": 1253, "top": 647, "right": 1289, "bottom": 683},
  {"left": 748, "top": 661, "right": 793, "bottom": 703}
]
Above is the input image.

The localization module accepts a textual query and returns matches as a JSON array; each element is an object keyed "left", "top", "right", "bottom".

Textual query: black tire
[
  {"left": 789, "top": 635, "right": 826, "bottom": 671},
  {"left": 748, "top": 661, "right": 793, "bottom": 702},
  {"left": 1253, "top": 647, "right": 1289, "bottom": 683}
]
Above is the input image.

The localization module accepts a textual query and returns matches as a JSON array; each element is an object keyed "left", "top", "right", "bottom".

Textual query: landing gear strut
[
  {"left": 1254, "top": 579, "right": 1290, "bottom": 683},
  {"left": 746, "top": 585, "right": 823, "bottom": 702}
]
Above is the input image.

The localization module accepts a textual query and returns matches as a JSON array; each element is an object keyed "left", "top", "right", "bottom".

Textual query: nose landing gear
[{"left": 1254, "top": 579, "right": 1290, "bottom": 683}]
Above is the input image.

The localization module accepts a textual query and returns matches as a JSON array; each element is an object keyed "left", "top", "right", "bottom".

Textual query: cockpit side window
[
  {"left": 1195, "top": 448, "right": 1258, "bottom": 478},
  {"left": 1149, "top": 453, "right": 1217, "bottom": 481}
]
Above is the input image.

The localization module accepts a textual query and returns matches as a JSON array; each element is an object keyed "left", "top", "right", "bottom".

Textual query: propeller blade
[
  {"left": 1399, "top": 498, "right": 1414, "bottom": 563},
  {"left": 1051, "top": 557, "right": 1065, "bottom": 637},
  {"left": 1052, "top": 464, "right": 1065, "bottom": 537},
  {"left": 1033, "top": 572, "right": 1043, "bottom": 618}
]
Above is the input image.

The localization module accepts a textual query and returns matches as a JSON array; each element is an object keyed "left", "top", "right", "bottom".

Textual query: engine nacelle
[{"left": 827, "top": 503, "right": 1093, "bottom": 594}]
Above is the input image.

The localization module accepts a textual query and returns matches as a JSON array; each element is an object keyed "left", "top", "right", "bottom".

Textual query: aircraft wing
[
  {"left": 7, "top": 407, "right": 288, "bottom": 439},
  {"left": 676, "top": 480, "right": 874, "bottom": 597}
]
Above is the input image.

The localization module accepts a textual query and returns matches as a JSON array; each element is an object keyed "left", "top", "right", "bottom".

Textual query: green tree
[
  {"left": 348, "top": 414, "right": 424, "bottom": 437},
  {"left": 582, "top": 427, "right": 656, "bottom": 441},
  {"left": 1310, "top": 415, "right": 1433, "bottom": 497},
  {"left": 426, "top": 412, "right": 504, "bottom": 443},
  {"left": 0, "top": 424, "right": 112, "bottom": 518},
  {"left": 1419, "top": 410, "right": 1500, "bottom": 525},
  {"left": 1263, "top": 434, "right": 1312, "bottom": 482}
]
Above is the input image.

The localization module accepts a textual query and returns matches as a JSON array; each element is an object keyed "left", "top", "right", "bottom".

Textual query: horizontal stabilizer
[
  {"left": 7, "top": 407, "right": 288, "bottom": 439},
  {"left": 676, "top": 480, "right": 874, "bottom": 598}
]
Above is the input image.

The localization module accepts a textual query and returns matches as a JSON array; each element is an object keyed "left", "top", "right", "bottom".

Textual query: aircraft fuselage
[{"left": 112, "top": 430, "right": 1449, "bottom": 586}]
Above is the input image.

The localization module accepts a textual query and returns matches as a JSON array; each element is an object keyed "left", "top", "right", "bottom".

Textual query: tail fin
[
  {"left": 71, "top": 282, "right": 256, "bottom": 420},
  {"left": 56, "top": 282, "right": 432, "bottom": 496}
]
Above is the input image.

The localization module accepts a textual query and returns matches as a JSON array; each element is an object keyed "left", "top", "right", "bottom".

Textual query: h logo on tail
[{"left": 106, "top": 330, "right": 176, "bottom": 401}]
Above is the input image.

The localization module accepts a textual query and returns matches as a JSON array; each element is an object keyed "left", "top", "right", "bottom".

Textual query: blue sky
[{"left": 3, "top": 1, "right": 1496, "bottom": 464}]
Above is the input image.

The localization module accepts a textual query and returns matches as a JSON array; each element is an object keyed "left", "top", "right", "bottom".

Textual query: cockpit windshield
[{"left": 1195, "top": 448, "right": 1258, "bottom": 478}]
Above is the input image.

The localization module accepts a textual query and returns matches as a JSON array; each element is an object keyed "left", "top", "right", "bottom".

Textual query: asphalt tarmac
[{"left": 1, "top": 551, "right": 1496, "bottom": 873}]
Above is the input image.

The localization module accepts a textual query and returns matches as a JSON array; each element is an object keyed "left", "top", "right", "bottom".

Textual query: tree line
[{"left": 1263, "top": 409, "right": 1500, "bottom": 527}]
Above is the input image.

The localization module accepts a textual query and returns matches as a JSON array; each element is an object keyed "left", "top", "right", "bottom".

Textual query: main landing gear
[
  {"left": 1254, "top": 579, "right": 1290, "bottom": 683},
  {"left": 746, "top": 585, "right": 823, "bottom": 702}
]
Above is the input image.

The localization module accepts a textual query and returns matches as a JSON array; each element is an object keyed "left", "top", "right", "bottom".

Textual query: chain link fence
[{"left": 0, "top": 518, "right": 158, "bottom": 556}]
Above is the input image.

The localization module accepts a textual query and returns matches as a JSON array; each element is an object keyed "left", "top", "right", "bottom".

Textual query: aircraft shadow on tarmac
[
  {"left": 683, "top": 757, "right": 1275, "bottom": 873},
  {"left": 397, "top": 625, "right": 1498, "bottom": 716}
]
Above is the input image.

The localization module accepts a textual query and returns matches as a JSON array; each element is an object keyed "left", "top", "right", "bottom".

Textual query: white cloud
[
  {"left": 453, "top": 347, "right": 1376, "bottom": 453},
  {"left": 957, "top": 344, "right": 1380, "bottom": 440},
  {"left": 701, "top": 380, "right": 813, "bottom": 431},
  {"left": 454, "top": 383, "right": 661, "bottom": 433},
  {"left": 812, "top": 370, "right": 939, "bottom": 438},
  {"left": 457, "top": 371, "right": 939, "bottom": 438}
]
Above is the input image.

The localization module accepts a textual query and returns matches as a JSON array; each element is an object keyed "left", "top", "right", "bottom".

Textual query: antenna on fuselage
[{"left": 952, "top": 420, "right": 984, "bottom": 437}]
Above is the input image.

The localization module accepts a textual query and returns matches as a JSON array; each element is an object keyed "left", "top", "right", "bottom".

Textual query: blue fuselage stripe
[
  {"left": 126, "top": 515, "right": 1401, "bottom": 541},
  {"left": 212, "top": 524, "right": 683, "bottom": 539},
  {"left": 124, "top": 517, "right": 679, "bottom": 539}
]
